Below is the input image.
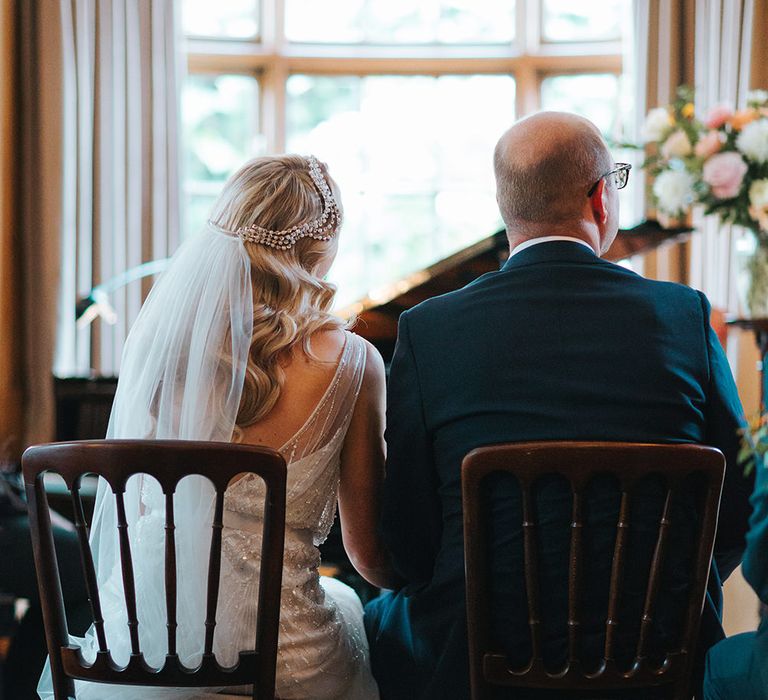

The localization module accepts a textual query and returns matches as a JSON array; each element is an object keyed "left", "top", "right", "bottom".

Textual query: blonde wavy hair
[{"left": 208, "top": 155, "right": 345, "bottom": 431}]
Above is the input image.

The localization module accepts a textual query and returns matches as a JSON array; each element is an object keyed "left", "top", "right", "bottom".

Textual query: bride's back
[
  {"left": 237, "top": 328, "right": 347, "bottom": 452},
  {"left": 45, "top": 156, "right": 386, "bottom": 699}
]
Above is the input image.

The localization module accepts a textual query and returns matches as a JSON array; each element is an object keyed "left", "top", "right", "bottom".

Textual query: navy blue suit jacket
[{"left": 365, "top": 241, "right": 753, "bottom": 699}]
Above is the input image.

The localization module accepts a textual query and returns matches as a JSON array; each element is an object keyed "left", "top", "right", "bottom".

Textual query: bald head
[{"left": 494, "top": 112, "right": 613, "bottom": 230}]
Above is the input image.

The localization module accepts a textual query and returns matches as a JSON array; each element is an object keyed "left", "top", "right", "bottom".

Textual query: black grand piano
[{"left": 53, "top": 221, "right": 690, "bottom": 593}]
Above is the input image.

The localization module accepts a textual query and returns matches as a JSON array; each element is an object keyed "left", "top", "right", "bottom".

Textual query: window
[
  {"left": 541, "top": 1, "right": 624, "bottom": 42},
  {"left": 182, "top": 74, "right": 261, "bottom": 239},
  {"left": 182, "top": 0, "right": 629, "bottom": 309},
  {"left": 182, "top": 0, "right": 259, "bottom": 39},
  {"left": 284, "top": 1, "right": 517, "bottom": 44}
]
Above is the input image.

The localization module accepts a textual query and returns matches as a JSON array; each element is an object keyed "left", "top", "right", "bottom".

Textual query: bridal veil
[{"left": 39, "top": 225, "right": 254, "bottom": 698}]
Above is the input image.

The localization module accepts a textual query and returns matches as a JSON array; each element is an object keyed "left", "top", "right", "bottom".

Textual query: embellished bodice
[
  {"left": 214, "top": 332, "right": 369, "bottom": 697},
  {"left": 223, "top": 331, "right": 365, "bottom": 541}
]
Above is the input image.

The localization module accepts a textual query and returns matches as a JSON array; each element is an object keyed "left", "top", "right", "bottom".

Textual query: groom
[{"left": 365, "top": 112, "right": 754, "bottom": 699}]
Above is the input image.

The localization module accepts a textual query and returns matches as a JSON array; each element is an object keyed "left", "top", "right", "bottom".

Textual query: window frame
[
  {"left": 181, "top": 0, "right": 630, "bottom": 316},
  {"left": 184, "top": 0, "right": 623, "bottom": 154}
]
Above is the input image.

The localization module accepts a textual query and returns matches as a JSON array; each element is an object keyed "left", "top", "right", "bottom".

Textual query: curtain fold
[
  {"left": 631, "top": 0, "right": 696, "bottom": 284},
  {"left": 17, "top": 1, "right": 66, "bottom": 447},
  {"left": 0, "top": 0, "right": 23, "bottom": 457},
  {"left": 2, "top": 0, "right": 183, "bottom": 450},
  {"left": 57, "top": 0, "right": 182, "bottom": 378},
  {"left": 688, "top": 0, "right": 762, "bottom": 312}
]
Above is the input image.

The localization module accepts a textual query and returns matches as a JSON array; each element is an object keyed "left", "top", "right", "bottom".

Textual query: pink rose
[
  {"left": 704, "top": 104, "right": 734, "bottom": 129},
  {"left": 694, "top": 130, "right": 725, "bottom": 158},
  {"left": 702, "top": 152, "right": 748, "bottom": 199}
]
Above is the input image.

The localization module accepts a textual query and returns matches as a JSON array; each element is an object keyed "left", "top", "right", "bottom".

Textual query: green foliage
[{"left": 739, "top": 415, "right": 768, "bottom": 476}]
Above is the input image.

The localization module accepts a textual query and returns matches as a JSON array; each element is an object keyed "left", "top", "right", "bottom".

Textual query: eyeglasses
[{"left": 587, "top": 162, "right": 632, "bottom": 197}]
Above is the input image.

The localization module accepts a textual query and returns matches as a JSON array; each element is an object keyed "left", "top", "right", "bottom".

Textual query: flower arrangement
[{"left": 641, "top": 85, "right": 768, "bottom": 236}]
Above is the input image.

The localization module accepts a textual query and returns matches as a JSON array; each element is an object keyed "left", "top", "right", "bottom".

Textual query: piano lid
[{"left": 344, "top": 220, "right": 692, "bottom": 360}]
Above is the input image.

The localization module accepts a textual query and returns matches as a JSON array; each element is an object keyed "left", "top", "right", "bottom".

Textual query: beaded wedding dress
[
  {"left": 214, "top": 331, "right": 379, "bottom": 699},
  {"left": 38, "top": 224, "right": 379, "bottom": 699}
]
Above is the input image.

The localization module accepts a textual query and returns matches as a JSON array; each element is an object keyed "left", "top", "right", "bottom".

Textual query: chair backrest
[
  {"left": 23, "top": 439, "right": 287, "bottom": 700},
  {"left": 462, "top": 441, "right": 725, "bottom": 700}
]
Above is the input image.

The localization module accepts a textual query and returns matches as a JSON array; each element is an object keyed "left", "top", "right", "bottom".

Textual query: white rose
[
  {"left": 652, "top": 169, "right": 695, "bottom": 216},
  {"left": 661, "top": 130, "right": 693, "bottom": 158},
  {"left": 750, "top": 179, "right": 768, "bottom": 209},
  {"left": 747, "top": 89, "right": 768, "bottom": 107},
  {"left": 642, "top": 107, "right": 673, "bottom": 142},
  {"left": 736, "top": 118, "right": 768, "bottom": 164}
]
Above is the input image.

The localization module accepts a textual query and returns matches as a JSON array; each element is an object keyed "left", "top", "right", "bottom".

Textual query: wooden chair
[
  {"left": 22, "top": 439, "right": 287, "bottom": 700},
  {"left": 462, "top": 441, "right": 725, "bottom": 700}
]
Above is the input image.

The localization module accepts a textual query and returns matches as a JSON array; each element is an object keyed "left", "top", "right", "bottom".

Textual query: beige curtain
[
  {"left": 0, "top": 0, "right": 23, "bottom": 457},
  {"left": 688, "top": 0, "right": 766, "bottom": 311},
  {"left": 56, "top": 0, "right": 182, "bottom": 378},
  {"left": 631, "top": 0, "right": 696, "bottom": 284},
  {"left": 15, "top": 2, "right": 67, "bottom": 447},
  {"left": 2, "top": 0, "right": 182, "bottom": 450}
]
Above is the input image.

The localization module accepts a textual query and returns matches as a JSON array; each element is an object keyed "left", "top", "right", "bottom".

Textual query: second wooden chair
[{"left": 462, "top": 441, "right": 725, "bottom": 700}]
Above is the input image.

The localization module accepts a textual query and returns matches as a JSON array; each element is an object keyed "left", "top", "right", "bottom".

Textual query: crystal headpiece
[{"left": 208, "top": 155, "right": 342, "bottom": 250}]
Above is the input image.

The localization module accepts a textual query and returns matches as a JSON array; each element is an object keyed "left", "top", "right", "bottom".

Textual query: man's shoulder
[
  {"left": 404, "top": 261, "right": 705, "bottom": 320},
  {"left": 401, "top": 268, "right": 503, "bottom": 326},
  {"left": 632, "top": 274, "right": 708, "bottom": 314},
  {"left": 593, "top": 257, "right": 701, "bottom": 295}
]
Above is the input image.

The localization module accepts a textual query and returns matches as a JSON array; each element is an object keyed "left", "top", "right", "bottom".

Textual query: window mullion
[
  {"left": 524, "top": 0, "right": 543, "bottom": 55},
  {"left": 516, "top": 61, "right": 539, "bottom": 116},
  {"left": 262, "top": 62, "right": 287, "bottom": 153},
  {"left": 261, "top": 0, "right": 286, "bottom": 153},
  {"left": 260, "top": 0, "right": 282, "bottom": 50}
]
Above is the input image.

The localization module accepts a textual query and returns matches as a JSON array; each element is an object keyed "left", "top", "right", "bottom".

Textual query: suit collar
[
  {"left": 509, "top": 235, "right": 596, "bottom": 257},
  {"left": 501, "top": 240, "right": 602, "bottom": 272}
]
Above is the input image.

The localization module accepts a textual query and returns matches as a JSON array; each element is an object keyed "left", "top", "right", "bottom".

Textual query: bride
[{"left": 38, "top": 155, "right": 396, "bottom": 699}]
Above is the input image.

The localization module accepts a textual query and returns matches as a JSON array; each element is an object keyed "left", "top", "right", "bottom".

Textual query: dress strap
[{"left": 279, "top": 331, "right": 367, "bottom": 464}]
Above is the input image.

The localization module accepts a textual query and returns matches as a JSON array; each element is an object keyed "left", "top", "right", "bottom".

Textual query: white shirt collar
[{"left": 509, "top": 235, "right": 597, "bottom": 258}]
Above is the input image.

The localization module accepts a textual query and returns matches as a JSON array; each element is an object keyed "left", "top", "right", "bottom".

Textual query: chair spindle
[
  {"left": 567, "top": 488, "right": 584, "bottom": 666},
  {"left": 70, "top": 483, "right": 109, "bottom": 654},
  {"left": 114, "top": 490, "right": 141, "bottom": 656},
  {"left": 204, "top": 489, "right": 226, "bottom": 657},
  {"left": 521, "top": 485, "right": 542, "bottom": 662},
  {"left": 165, "top": 491, "right": 178, "bottom": 658},
  {"left": 604, "top": 489, "right": 631, "bottom": 662},
  {"left": 635, "top": 487, "right": 674, "bottom": 662}
]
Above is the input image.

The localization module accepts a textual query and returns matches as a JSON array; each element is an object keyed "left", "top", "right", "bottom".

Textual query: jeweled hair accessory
[{"left": 208, "top": 155, "right": 342, "bottom": 250}]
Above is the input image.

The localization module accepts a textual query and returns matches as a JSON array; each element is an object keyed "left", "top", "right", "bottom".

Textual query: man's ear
[{"left": 589, "top": 178, "right": 608, "bottom": 225}]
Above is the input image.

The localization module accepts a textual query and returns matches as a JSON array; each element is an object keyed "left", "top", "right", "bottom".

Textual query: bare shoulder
[
  {"left": 359, "top": 336, "right": 386, "bottom": 392},
  {"left": 305, "top": 327, "right": 347, "bottom": 364}
]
